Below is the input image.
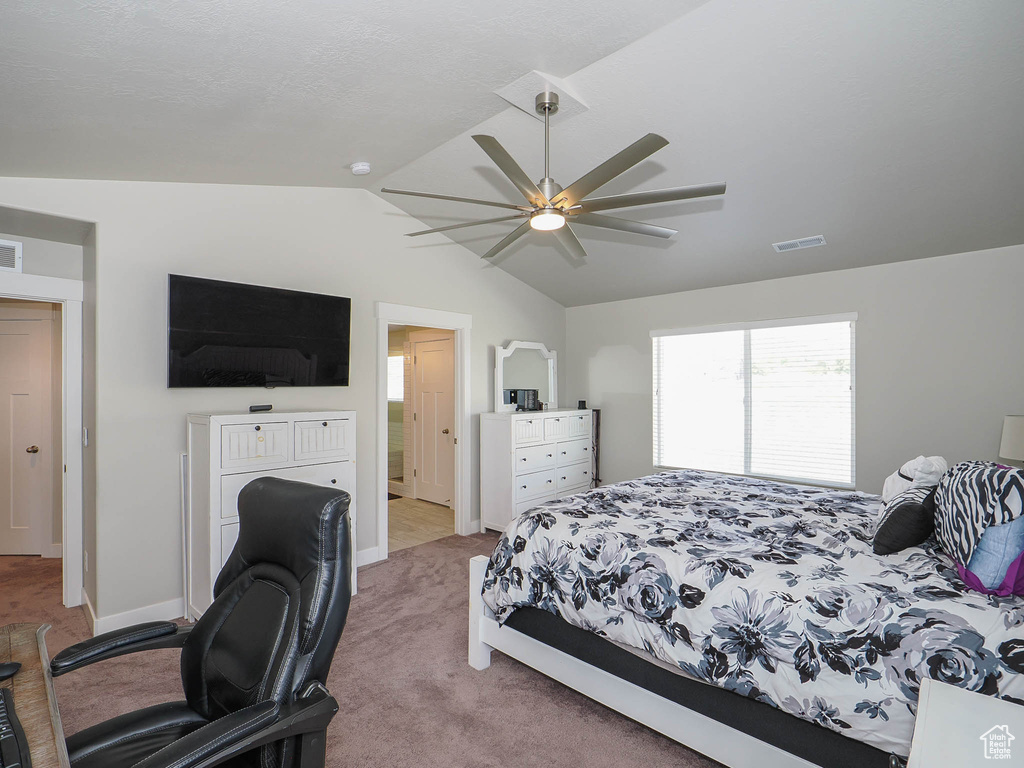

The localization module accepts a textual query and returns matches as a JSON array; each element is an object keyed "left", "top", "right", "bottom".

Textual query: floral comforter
[{"left": 481, "top": 470, "right": 1024, "bottom": 756}]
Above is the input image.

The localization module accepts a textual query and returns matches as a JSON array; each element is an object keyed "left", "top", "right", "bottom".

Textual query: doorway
[
  {"left": 386, "top": 324, "right": 455, "bottom": 552},
  {"left": 375, "top": 302, "right": 472, "bottom": 564},
  {"left": 0, "top": 298, "right": 63, "bottom": 557}
]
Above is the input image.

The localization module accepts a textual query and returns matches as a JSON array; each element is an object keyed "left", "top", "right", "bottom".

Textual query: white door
[
  {"left": 412, "top": 334, "right": 454, "bottom": 506},
  {"left": 0, "top": 301, "right": 53, "bottom": 555}
]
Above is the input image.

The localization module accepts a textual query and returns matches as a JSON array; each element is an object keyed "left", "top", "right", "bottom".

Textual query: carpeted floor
[{"left": 1, "top": 538, "right": 721, "bottom": 767}]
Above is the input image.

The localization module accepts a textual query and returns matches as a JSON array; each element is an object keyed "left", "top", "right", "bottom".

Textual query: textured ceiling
[
  {"left": 0, "top": 0, "right": 702, "bottom": 185},
  {"left": 2, "top": 0, "right": 1023, "bottom": 306}
]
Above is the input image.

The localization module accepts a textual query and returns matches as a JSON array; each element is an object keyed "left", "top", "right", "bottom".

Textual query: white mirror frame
[{"left": 494, "top": 340, "right": 557, "bottom": 413}]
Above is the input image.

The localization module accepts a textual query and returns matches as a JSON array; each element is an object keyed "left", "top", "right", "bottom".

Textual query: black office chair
[{"left": 51, "top": 477, "right": 353, "bottom": 768}]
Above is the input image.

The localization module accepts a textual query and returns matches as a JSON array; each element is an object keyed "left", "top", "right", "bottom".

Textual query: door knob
[
  {"left": 26, "top": 446, "right": 39, "bottom": 454},
  {"left": 442, "top": 428, "right": 450, "bottom": 434}
]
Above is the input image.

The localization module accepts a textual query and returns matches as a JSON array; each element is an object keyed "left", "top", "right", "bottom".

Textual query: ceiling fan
[{"left": 381, "top": 91, "right": 726, "bottom": 261}]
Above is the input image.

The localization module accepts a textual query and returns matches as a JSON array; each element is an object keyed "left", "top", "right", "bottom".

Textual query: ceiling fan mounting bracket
[{"left": 535, "top": 92, "right": 560, "bottom": 117}]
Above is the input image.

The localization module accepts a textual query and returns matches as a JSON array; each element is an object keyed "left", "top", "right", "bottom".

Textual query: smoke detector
[
  {"left": 773, "top": 235, "right": 826, "bottom": 253},
  {"left": 350, "top": 162, "right": 372, "bottom": 176}
]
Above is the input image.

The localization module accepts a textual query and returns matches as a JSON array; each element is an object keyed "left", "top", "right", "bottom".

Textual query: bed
[{"left": 468, "top": 469, "right": 1024, "bottom": 767}]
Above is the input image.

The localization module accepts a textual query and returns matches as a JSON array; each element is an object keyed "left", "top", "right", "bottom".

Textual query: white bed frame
[{"left": 469, "top": 555, "right": 820, "bottom": 768}]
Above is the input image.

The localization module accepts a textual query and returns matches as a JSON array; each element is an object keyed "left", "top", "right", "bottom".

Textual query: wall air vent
[
  {"left": 0, "top": 239, "right": 23, "bottom": 272},
  {"left": 773, "top": 235, "right": 826, "bottom": 253}
]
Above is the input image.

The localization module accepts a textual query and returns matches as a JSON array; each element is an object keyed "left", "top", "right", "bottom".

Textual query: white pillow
[{"left": 881, "top": 455, "right": 948, "bottom": 503}]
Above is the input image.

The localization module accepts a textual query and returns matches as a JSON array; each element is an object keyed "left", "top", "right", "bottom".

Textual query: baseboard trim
[
  {"left": 81, "top": 588, "right": 98, "bottom": 634},
  {"left": 357, "top": 546, "right": 382, "bottom": 568},
  {"left": 42, "top": 544, "right": 62, "bottom": 559},
  {"left": 90, "top": 596, "right": 186, "bottom": 637}
]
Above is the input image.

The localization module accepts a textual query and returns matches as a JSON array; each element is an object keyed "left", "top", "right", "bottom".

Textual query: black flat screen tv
[{"left": 168, "top": 274, "right": 351, "bottom": 388}]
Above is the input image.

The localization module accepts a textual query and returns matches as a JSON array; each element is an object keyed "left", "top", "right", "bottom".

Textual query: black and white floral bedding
[{"left": 481, "top": 470, "right": 1024, "bottom": 756}]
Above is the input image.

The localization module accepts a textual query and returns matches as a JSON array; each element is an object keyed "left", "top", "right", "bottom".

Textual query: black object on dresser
[{"left": 51, "top": 477, "right": 353, "bottom": 768}]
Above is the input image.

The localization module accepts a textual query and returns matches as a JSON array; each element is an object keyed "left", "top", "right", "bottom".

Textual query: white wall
[
  {"left": 565, "top": 244, "right": 1024, "bottom": 494},
  {"left": 0, "top": 178, "right": 566, "bottom": 621},
  {"left": 0, "top": 231, "right": 83, "bottom": 280}
]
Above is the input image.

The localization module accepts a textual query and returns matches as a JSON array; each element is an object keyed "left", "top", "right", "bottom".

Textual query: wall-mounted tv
[{"left": 168, "top": 274, "right": 351, "bottom": 388}]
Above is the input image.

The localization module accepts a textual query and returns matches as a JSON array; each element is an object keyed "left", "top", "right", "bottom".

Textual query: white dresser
[
  {"left": 479, "top": 409, "right": 594, "bottom": 532},
  {"left": 185, "top": 410, "right": 356, "bottom": 619}
]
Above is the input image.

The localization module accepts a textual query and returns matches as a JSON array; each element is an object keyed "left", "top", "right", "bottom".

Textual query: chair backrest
[{"left": 180, "top": 477, "right": 352, "bottom": 755}]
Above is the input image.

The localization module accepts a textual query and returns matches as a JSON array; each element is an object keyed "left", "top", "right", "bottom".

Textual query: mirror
[{"left": 494, "top": 341, "right": 557, "bottom": 413}]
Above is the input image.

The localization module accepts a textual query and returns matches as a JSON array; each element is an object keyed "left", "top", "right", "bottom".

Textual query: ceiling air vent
[
  {"left": 773, "top": 235, "right": 826, "bottom": 253},
  {"left": 0, "top": 239, "right": 23, "bottom": 272}
]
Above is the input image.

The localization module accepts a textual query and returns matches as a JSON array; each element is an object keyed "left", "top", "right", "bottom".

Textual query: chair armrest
[
  {"left": 51, "top": 621, "right": 192, "bottom": 676},
  {"left": 133, "top": 685, "right": 339, "bottom": 768},
  {"left": 132, "top": 701, "right": 280, "bottom": 768}
]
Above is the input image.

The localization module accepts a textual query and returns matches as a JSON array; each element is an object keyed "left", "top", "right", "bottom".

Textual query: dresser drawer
[
  {"left": 220, "top": 522, "right": 239, "bottom": 563},
  {"left": 557, "top": 463, "right": 592, "bottom": 490},
  {"left": 543, "top": 415, "right": 570, "bottom": 441},
  {"left": 556, "top": 438, "right": 591, "bottom": 466},
  {"left": 295, "top": 418, "right": 352, "bottom": 461},
  {"left": 568, "top": 412, "right": 592, "bottom": 438},
  {"left": 515, "top": 469, "right": 557, "bottom": 501},
  {"left": 221, "top": 422, "right": 289, "bottom": 469},
  {"left": 513, "top": 417, "right": 544, "bottom": 445},
  {"left": 515, "top": 443, "right": 556, "bottom": 474}
]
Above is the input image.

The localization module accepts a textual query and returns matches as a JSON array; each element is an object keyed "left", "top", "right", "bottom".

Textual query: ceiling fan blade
[
  {"left": 381, "top": 187, "right": 532, "bottom": 212},
  {"left": 577, "top": 182, "right": 727, "bottom": 213},
  {"left": 482, "top": 220, "right": 532, "bottom": 259},
  {"left": 556, "top": 133, "right": 669, "bottom": 208},
  {"left": 472, "top": 135, "right": 550, "bottom": 207},
  {"left": 552, "top": 224, "right": 587, "bottom": 262},
  {"left": 406, "top": 214, "right": 530, "bottom": 237},
  {"left": 571, "top": 213, "right": 677, "bottom": 239}
]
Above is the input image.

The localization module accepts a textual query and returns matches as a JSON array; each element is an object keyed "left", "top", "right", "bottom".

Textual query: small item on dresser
[
  {"left": 873, "top": 486, "right": 936, "bottom": 554},
  {"left": 578, "top": 400, "right": 586, "bottom": 409},
  {"left": 248, "top": 404, "right": 273, "bottom": 412}
]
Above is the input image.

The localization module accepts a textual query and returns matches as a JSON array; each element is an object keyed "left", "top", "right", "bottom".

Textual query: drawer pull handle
[
  {"left": 561, "top": 476, "right": 566, "bottom": 480},
  {"left": 331, "top": 479, "right": 337, "bottom": 484},
  {"left": 521, "top": 458, "right": 527, "bottom": 462},
  {"left": 254, "top": 425, "right": 261, "bottom": 431},
  {"left": 584, "top": 448, "right": 589, "bottom": 452},
  {"left": 561, "top": 451, "right": 567, "bottom": 455},
  {"left": 323, "top": 421, "right": 328, "bottom": 427},
  {"left": 584, "top": 471, "right": 589, "bottom": 476},
  {"left": 546, "top": 454, "right": 553, "bottom": 458},
  {"left": 521, "top": 485, "right": 527, "bottom": 489},
  {"left": 546, "top": 480, "right": 553, "bottom": 484}
]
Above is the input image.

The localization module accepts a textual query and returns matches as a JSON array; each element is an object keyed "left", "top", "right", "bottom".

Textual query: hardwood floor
[{"left": 388, "top": 496, "right": 454, "bottom": 552}]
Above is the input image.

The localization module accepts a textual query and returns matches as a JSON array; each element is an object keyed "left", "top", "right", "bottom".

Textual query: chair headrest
[{"left": 215, "top": 477, "right": 352, "bottom": 657}]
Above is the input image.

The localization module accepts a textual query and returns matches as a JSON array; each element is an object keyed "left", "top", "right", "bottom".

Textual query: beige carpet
[{"left": 1, "top": 539, "right": 720, "bottom": 767}]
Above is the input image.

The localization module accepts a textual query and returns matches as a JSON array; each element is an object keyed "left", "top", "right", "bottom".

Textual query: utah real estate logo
[{"left": 980, "top": 725, "right": 1014, "bottom": 760}]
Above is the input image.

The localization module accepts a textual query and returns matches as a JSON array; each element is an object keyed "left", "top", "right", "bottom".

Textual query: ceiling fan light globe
[{"left": 530, "top": 210, "right": 566, "bottom": 231}]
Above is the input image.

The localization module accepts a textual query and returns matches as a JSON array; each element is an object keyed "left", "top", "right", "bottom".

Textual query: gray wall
[
  {"left": 0, "top": 178, "right": 566, "bottom": 620},
  {"left": 0, "top": 231, "right": 83, "bottom": 280},
  {"left": 565, "top": 244, "right": 1024, "bottom": 494}
]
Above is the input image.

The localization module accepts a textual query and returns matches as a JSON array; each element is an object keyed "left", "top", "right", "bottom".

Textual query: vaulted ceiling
[{"left": 3, "top": 1, "right": 1023, "bottom": 306}]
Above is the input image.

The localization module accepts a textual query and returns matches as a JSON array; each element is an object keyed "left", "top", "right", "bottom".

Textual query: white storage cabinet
[
  {"left": 480, "top": 409, "right": 593, "bottom": 532},
  {"left": 186, "top": 410, "right": 356, "bottom": 619}
]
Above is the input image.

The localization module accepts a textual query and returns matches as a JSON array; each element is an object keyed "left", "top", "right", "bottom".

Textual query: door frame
[
  {"left": 409, "top": 329, "right": 455, "bottom": 506},
  {"left": 0, "top": 270, "right": 84, "bottom": 608},
  {"left": 375, "top": 303, "right": 472, "bottom": 562}
]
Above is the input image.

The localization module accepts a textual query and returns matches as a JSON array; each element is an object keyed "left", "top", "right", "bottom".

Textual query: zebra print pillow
[
  {"left": 934, "top": 461, "right": 1024, "bottom": 566},
  {"left": 873, "top": 485, "right": 936, "bottom": 555}
]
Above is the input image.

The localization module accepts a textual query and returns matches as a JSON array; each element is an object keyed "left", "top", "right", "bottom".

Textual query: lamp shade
[{"left": 999, "top": 416, "right": 1024, "bottom": 461}]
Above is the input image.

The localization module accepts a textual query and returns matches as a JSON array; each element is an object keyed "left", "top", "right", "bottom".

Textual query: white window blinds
[{"left": 652, "top": 315, "right": 855, "bottom": 488}]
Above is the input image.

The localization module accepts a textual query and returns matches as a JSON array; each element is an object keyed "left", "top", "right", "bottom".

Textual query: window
[
  {"left": 387, "top": 355, "right": 404, "bottom": 401},
  {"left": 652, "top": 314, "right": 855, "bottom": 487}
]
